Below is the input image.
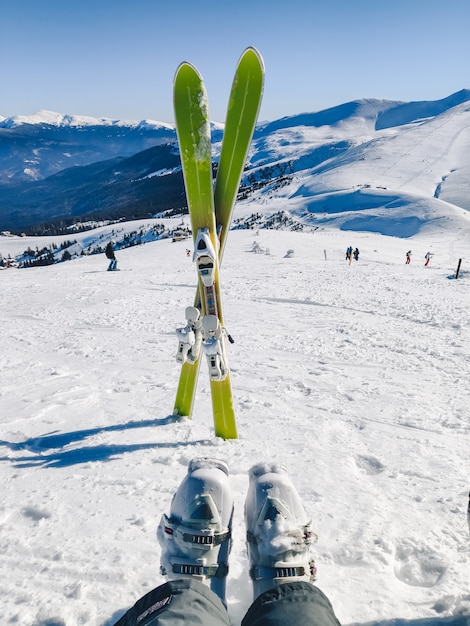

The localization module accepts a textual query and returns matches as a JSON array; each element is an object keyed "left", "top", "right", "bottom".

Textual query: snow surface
[{"left": 1, "top": 214, "right": 469, "bottom": 625}]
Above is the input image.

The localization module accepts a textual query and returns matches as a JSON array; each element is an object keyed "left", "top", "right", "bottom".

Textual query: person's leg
[
  {"left": 113, "top": 578, "right": 230, "bottom": 626},
  {"left": 241, "top": 581, "right": 341, "bottom": 626}
]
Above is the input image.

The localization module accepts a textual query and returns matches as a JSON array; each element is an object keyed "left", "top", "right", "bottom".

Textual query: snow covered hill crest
[{"left": 244, "top": 89, "right": 470, "bottom": 237}]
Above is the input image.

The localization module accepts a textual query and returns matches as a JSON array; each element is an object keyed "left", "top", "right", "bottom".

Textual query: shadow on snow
[{"left": 0, "top": 415, "right": 209, "bottom": 468}]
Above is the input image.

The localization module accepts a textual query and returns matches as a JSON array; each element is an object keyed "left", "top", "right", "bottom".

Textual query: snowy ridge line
[{"left": 0, "top": 109, "right": 173, "bottom": 130}]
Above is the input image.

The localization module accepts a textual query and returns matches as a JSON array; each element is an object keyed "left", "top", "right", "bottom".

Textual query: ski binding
[
  {"left": 202, "top": 315, "right": 229, "bottom": 381},
  {"left": 176, "top": 306, "right": 203, "bottom": 365}
]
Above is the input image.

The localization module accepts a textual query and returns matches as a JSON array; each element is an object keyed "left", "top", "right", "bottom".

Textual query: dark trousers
[{"left": 113, "top": 579, "right": 342, "bottom": 626}]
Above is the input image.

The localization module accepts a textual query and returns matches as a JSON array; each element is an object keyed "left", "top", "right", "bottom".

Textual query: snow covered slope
[{"left": 0, "top": 219, "right": 468, "bottom": 625}]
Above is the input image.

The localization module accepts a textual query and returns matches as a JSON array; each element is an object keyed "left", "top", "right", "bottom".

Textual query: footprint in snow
[{"left": 393, "top": 539, "right": 447, "bottom": 588}]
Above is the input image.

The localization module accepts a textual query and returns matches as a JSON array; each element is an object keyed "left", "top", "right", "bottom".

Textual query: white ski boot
[
  {"left": 202, "top": 315, "right": 229, "bottom": 381},
  {"left": 245, "top": 463, "right": 317, "bottom": 599},
  {"left": 175, "top": 306, "right": 203, "bottom": 365},
  {"left": 157, "top": 458, "right": 233, "bottom": 605}
]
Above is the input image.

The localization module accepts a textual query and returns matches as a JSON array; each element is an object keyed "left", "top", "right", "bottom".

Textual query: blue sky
[{"left": 2, "top": 0, "right": 469, "bottom": 124}]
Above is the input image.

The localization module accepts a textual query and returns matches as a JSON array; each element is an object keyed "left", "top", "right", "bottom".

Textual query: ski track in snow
[{"left": 0, "top": 227, "right": 469, "bottom": 626}]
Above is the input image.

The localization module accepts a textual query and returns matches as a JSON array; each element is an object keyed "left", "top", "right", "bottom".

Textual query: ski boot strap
[
  {"left": 250, "top": 559, "right": 317, "bottom": 584},
  {"left": 181, "top": 529, "right": 231, "bottom": 547},
  {"left": 249, "top": 564, "right": 309, "bottom": 581},
  {"left": 171, "top": 562, "right": 229, "bottom": 579}
]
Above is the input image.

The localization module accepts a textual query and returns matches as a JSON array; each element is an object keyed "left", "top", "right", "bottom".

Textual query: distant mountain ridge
[
  {"left": 0, "top": 109, "right": 173, "bottom": 130},
  {"left": 1, "top": 90, "right": 470, "bottom": 235},
  {"left": 0, "top": 111, "right": 177, "bottom": 184}
]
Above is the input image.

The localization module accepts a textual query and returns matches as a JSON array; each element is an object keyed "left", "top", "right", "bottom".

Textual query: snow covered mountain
[
  {"left": 244, "top": 89, "right": 470, "bottom": 237},
  {"left": 0, "top": 110, "right": 176, "bottom": 183},
  {"left": 1, "top": 90, "right": 470, "bottom": 236}
]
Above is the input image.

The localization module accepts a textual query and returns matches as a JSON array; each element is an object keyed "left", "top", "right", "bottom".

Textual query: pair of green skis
[{"left": 172, "top": 47, "right": 265, "bottom": 439}]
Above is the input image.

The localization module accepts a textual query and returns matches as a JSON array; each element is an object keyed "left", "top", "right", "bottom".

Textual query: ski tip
[
  {"left": 174, "top": 61, "right": 204, "bottom": 84},
  {"left": 240, "top": 46, "right": 265, "bottom": 71}
]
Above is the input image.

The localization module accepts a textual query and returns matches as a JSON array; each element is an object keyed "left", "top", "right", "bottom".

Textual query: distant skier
[
  {"left": 353, "top": 247, "right": 359, "bottom": 261},
  {"left": 424, "top": 251, "right": 432, "bottom": 266},
  {"left": 105, "top": 241, "right": 118, "bottom": 271},
  {"left": 346, "top": 246, "right": 353, "bottom": 261},
  {"left": 467, "top": 490, "right": 470, "bottom": 534},
  {"left": 405, "top": 250, "right": 412, "bottom": 264}
]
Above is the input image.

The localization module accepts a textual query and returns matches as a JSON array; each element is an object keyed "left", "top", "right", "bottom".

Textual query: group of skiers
[
  {"left": 345, "top": 246, "right": 359, "bottom": 262},
  {"left": 405, "top": 250, "right": 433, "bottom": 266},
  {"left": 104, "top": 239, "right": 435, "bottom": 273},
  {"left": 343, "top": 246, "right": 434, "bottom": 266}
]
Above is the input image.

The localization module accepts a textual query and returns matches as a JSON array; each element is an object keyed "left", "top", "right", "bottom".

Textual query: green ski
[{"left": 173, "top": 48, "right": 264, "bottom": 439}]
